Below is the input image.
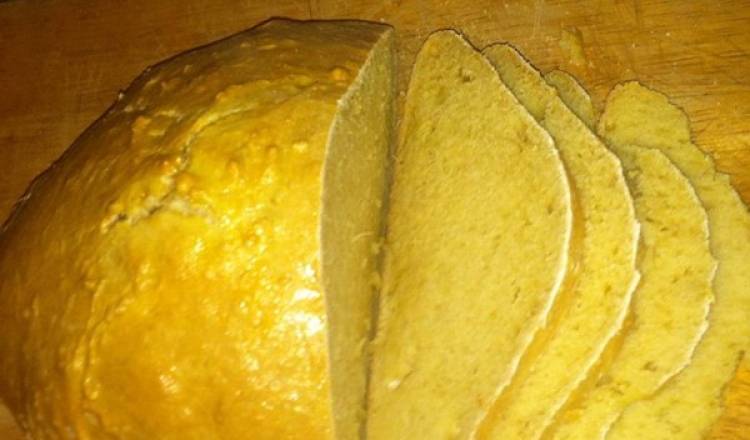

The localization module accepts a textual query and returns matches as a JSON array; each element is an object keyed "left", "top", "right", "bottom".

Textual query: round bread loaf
[{"left": 0, "top": 19, "right": 394, "bottom": 439}]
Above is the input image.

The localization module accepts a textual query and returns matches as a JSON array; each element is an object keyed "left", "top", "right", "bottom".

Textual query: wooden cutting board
[{"left": 0, "top": 0, "right": 748, "bottom": 438}]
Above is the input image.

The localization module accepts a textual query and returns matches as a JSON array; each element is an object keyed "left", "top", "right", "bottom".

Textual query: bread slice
[
  {"left": 0, "top": 19, "right": 395, "bottom": 439},
  {"left": 545, "top": 145, "right": 716, "bottom": 440},
  {"left": 543, "top": 70, "right": 598, "bottom": 128},
  {"left": 476, "top": 44, "right": 639, "bottom": 440},
  {"left": 543, "top": 75, "right": 716, "bottom": 439},
  {"left": 597, "top": 82, "right": 750, "bottom": 439},
  {"left": 367, "top": 31, "right": 573, "bottom": 439}
]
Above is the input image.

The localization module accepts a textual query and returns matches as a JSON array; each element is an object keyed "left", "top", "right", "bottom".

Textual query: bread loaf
[
  {"left": 367, "top": 31, "right": 573, "bottom": 439},
  {"left": 598, "top": 82, "right": 750, "bottom": 439},
  {"left": 0, "top": 19, "right": 395, "bottom": 439},
  {"left": 477, "top": 43, "right": 639, "bottom": 440},
  {"left": 2, "top": 18, "right": 745, "bottom": 440}
]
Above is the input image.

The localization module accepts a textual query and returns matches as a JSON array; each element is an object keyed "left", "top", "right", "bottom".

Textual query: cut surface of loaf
[
  {"left": 544, "top": 75, "right": 716, "bottom": 440},
  {"left": 0, "top": 19, "right": 395, "bottom": 440},
  {"left": 477, "top": 44, "right": 639, "bottom": 440},
  {"left": 598, "top": 82, "right": 750, "bottom": 439},
  {"left": 367, "top": 30, "right": 573, "bottom": 439}
]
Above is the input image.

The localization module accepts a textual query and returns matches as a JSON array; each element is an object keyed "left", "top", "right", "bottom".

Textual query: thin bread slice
[
  {"left": 543, "top": 70, "right": 598, "bottom": 128},
  {"left": 598, "top": 82, "right": 750, "bottom": 439},
  {"left": 544, "top": 75, "right": 717, "bottom": 439},
  {"left": 367, "top": 31, "right": 573, "bottom": 439},
  {"left": 544, "top": 145, "right": 716, "bottom": 440},
  {"left": 476, "top": 44, "right": 639, "bottom": 439}
]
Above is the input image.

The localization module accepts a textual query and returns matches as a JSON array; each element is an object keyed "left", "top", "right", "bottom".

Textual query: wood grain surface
[{"left": 0, "top": 0, "right": 748, "bottom": 438}]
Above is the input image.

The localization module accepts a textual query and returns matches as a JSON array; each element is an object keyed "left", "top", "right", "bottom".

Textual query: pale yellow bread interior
[
  {"left": 545, "top": 75, "right": 717, "bottom": 439},
  {"left": 543, "top": 69, "right": 598, "bottom": 129},
  {"left": 322, "top": 23, "right": 396, "bottom": 440},
  {"left": 0, "top": 19, "right": 395, "bottom": 440},
  {"left": 597, "top": 82, "right": 750, "bottom": 439},
  {"left": 367, "top": 31, "right": 573, "bottom": 439},
  {"left": 545, "top": 144, "right": 716, "bottom": 440},
  {"left": 476, "top": 44, "right": 639, "bottom": 440}
]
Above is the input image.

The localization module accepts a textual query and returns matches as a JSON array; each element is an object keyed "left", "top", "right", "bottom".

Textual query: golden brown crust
[{"left": 0, "top": 19, "right": 391, "bottom": 439}]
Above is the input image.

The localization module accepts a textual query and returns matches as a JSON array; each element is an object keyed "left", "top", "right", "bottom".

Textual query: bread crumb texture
[
  {"left": 476, "top": 43, "right": 638, "bottom": 440},
  {"left": 368, "top": 31, "right": 572, "bottom": 440},
  {"left": 598, "top": 82, "right": 750, "bottom": 440}
]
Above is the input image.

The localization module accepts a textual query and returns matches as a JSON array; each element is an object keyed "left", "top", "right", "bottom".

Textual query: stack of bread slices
[{"left": 1, "top": 19, "right": 749, "bottom": 440}]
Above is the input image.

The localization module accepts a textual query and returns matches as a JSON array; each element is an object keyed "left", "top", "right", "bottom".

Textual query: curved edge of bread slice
[
  {"left": 367, "top": 30, "right": 573, "bottom": 440},
  {"left": 543, "top": 69, "right": 598, "bottom": 129},
  {"left": 544, "top": 144, "right": 716, "bottom": 440},
  {"left": 542, "top": 71, "right": 716, "bottom": 440},
  {"left": 475, "top": 44, "right": 639, "bottom": 440},
  {"left": 596, "top": 81, "right": 750, "bottom": 439}
]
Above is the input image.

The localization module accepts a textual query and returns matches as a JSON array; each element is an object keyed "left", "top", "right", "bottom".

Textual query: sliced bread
[
  {"left": 544, "top": 145, "right": 716, "bottom": 440},
  {"left": 543, "top": 75, "right": 716, "bottom": 440},
  {"left": 598, "top": 82, "right": 750, "bottom": 439},
  {"left": 476, "top": 44, "right": 639, "bottom": 440},
  {"left": 367, "top": 31, "right": 573, "bottom": 439}
]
